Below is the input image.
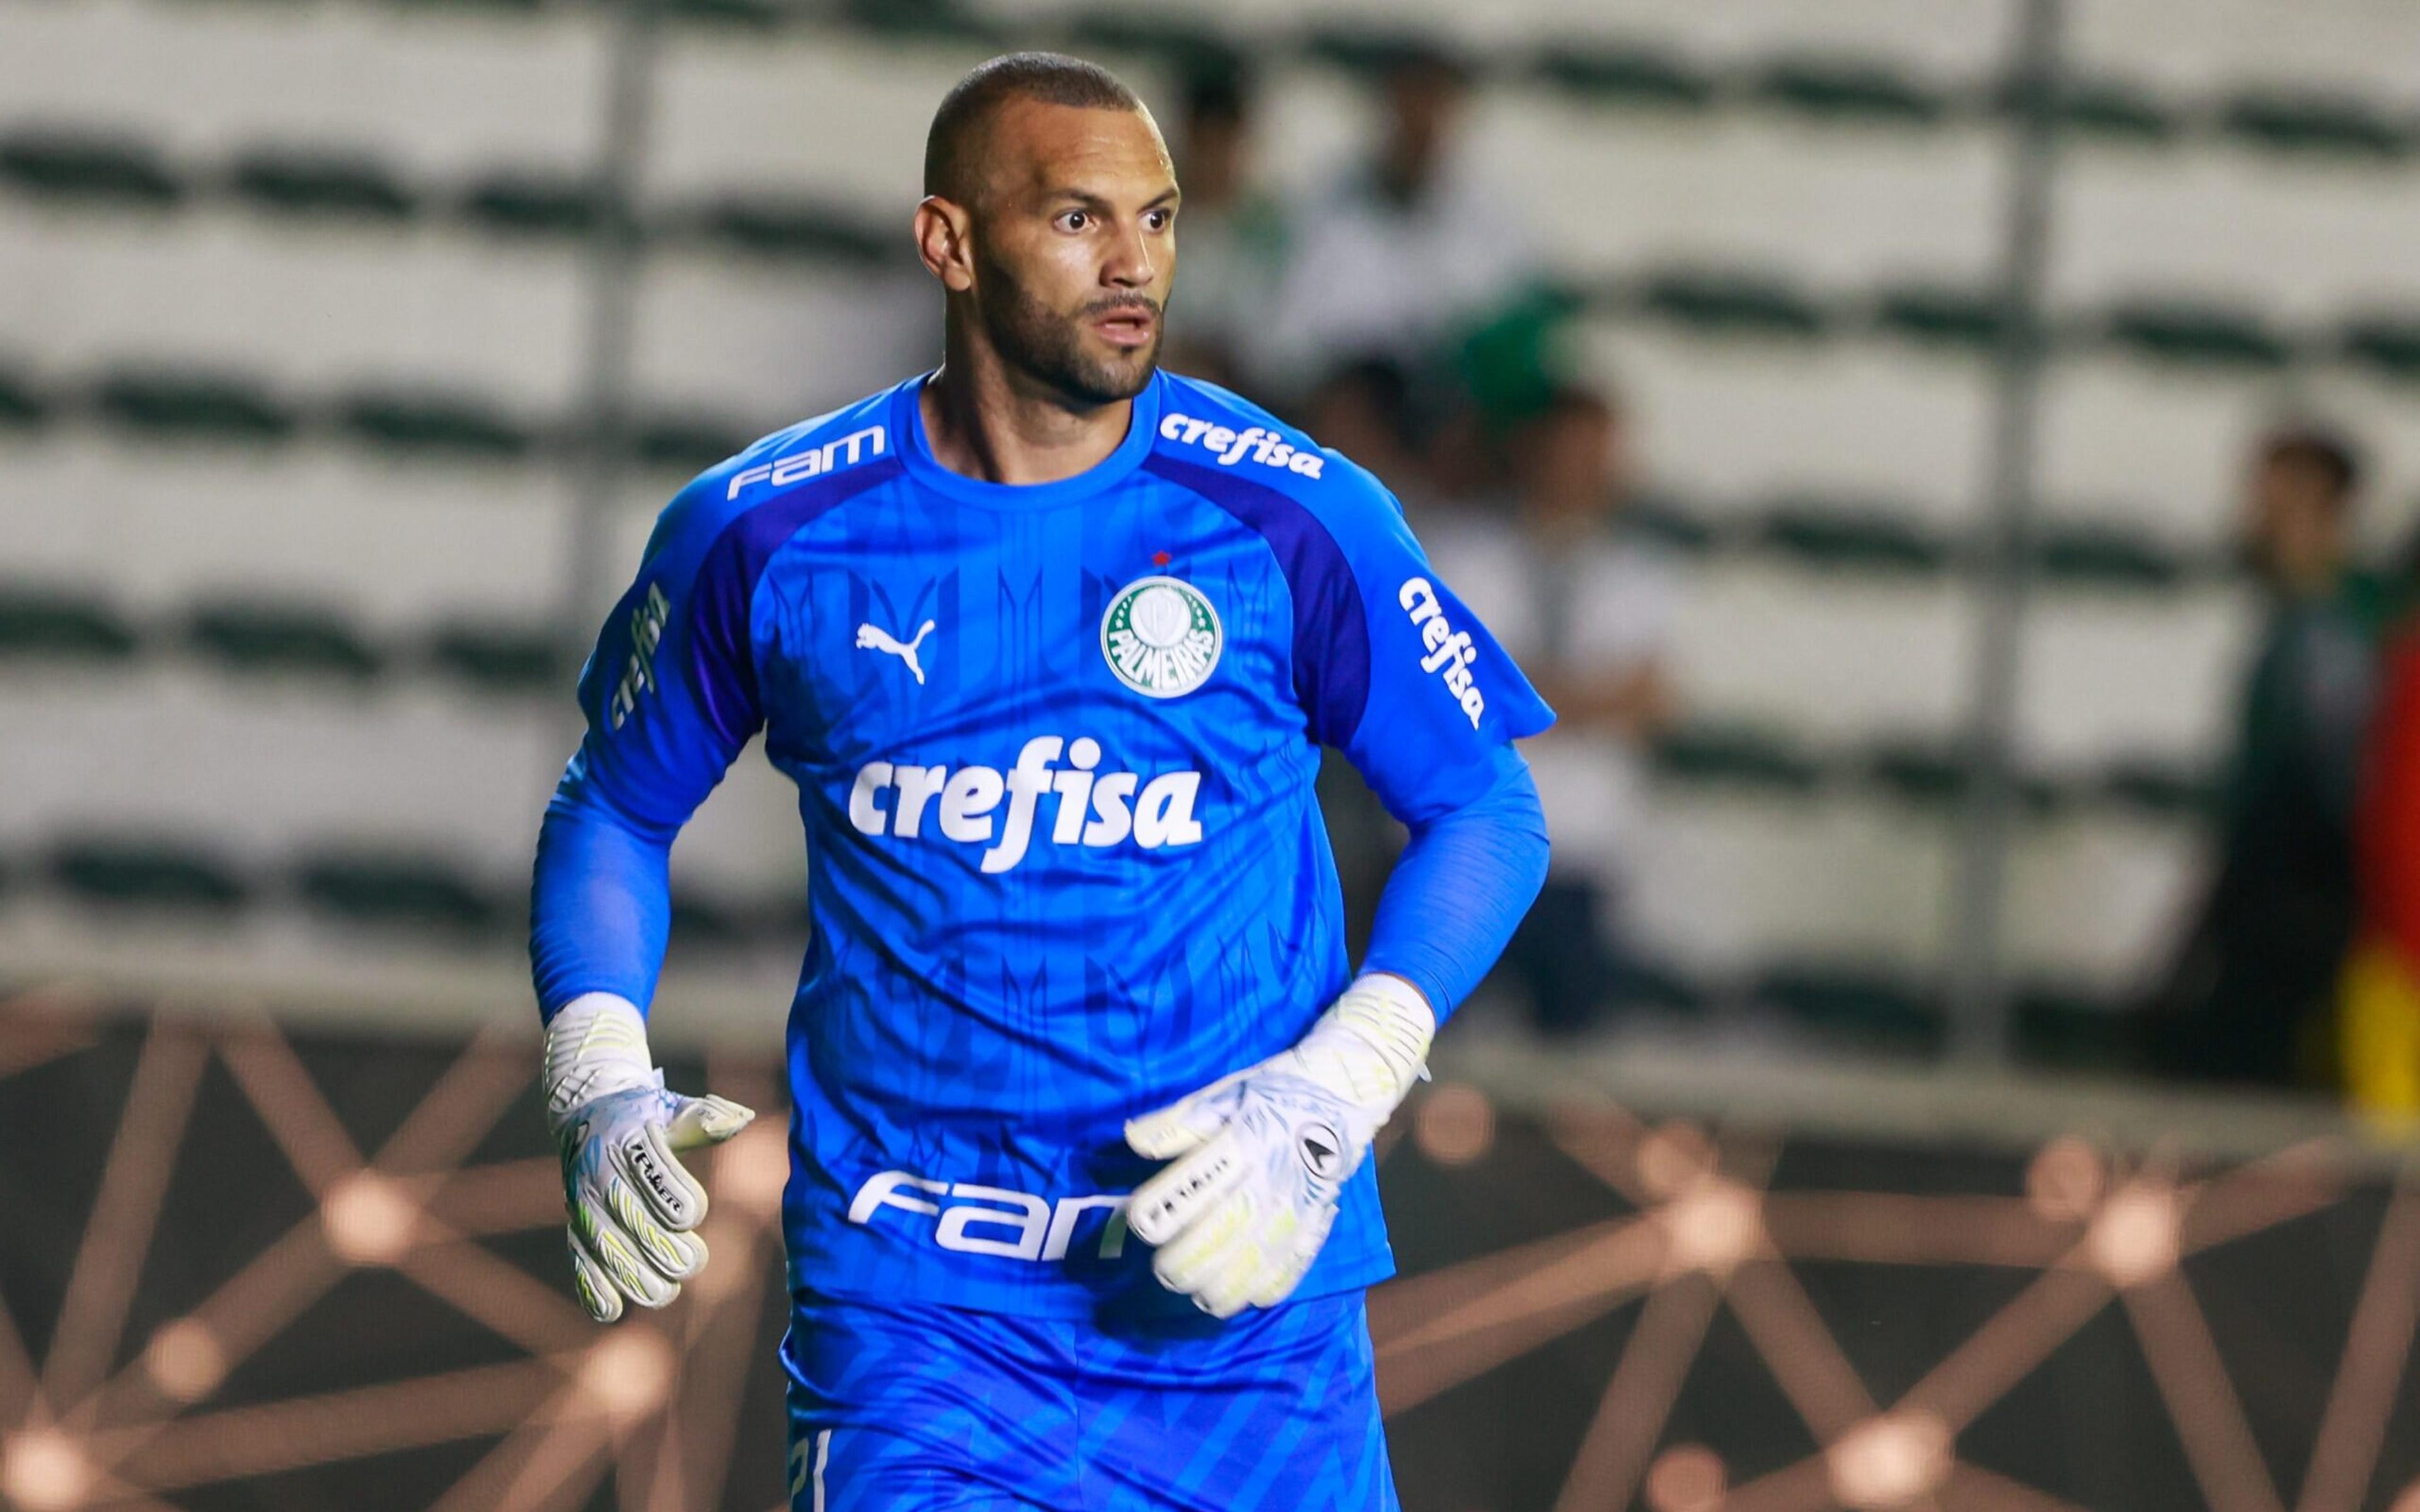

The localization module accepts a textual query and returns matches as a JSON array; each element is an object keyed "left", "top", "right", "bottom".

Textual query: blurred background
[{"left": 5, "top": 0, "right": 2420, "bottom": 1508}]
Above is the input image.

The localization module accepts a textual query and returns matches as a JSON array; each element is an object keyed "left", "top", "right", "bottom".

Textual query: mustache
[{"left": 1080, "top": 294, "right": 1161, "bottom": 319}]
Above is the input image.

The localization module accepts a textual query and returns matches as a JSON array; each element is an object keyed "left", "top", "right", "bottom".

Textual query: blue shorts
[{"left": 780, "top": 1287, "right": 1399, "bottom": 1511}]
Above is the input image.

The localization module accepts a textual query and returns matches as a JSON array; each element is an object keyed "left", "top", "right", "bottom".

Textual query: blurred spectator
[
  {"left": 1425, "top": 386, "right": 1680, "bottom": 1034},
  {"left": 2150, "top": 426, "right": 2380, "bottom": 1088},
  {"left": 1163, "top": 59, "right": 1291, "bottom": 394},
  {"left": 1260, "top": 43, "right": 1538, "bottom": 404},
  {"left": 1304, "top": 356, "right": 1432, "bottom": 508}
]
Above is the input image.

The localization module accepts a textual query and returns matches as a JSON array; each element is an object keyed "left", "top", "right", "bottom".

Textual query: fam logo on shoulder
[{"left": 1102, "top": 576, "right": 1222, "bottom": 699}]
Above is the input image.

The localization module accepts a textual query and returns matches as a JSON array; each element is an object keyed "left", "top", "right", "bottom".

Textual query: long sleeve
[
  {"left": 1361, "top": 744, "right": 1550, "bottom": 1019},
  {"left": 529, "top": 473, "right": 769, "bottom": 1020}
]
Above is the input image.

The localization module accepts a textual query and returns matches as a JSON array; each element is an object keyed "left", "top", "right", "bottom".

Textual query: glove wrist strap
[
  {"left": 1297, "top": 973, "right": 1435, "bottom": 1114},
  {"left": 541, "top": 993, "right": 658, "bottom": 1132}
]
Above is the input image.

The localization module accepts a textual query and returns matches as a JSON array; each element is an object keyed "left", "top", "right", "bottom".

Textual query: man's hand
[
  {"left": 1125, "top": 975, "right": 1433, "bottom": 1318},
  {"left": 543, "top": 994, "right": 755, "bottom": 1322}
]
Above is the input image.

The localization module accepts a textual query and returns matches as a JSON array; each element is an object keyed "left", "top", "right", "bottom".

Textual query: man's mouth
[{"left": 1091, "top": 306, "right": 1158, "bottom": 350}]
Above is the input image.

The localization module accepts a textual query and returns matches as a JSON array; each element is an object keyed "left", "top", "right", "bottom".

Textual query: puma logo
[{"left": 856, "top": 619, "right": 936, "bottom": 684}]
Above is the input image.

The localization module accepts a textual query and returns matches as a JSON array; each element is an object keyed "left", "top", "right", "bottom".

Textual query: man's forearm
[
  {"left": 1359, "top": 754, "right": 1550, "bottom": 1022},
  {"left": 529, "top": 794, "right": 681, "bottom": 1021}
]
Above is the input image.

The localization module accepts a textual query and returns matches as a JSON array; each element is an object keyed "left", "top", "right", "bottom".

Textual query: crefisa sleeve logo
[{"left": 1101, "top": 576, "right": 1222, "bottom": 699}]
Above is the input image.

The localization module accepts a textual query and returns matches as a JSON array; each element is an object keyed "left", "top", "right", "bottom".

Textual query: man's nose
[{"left": 1103, "top": 220, "right": 1155, "bottom": 287}]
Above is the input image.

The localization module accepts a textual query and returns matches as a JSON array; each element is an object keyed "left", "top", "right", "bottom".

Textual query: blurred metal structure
[{"left": 1948, "top": 0, "right": 2064, "bottom": 1064}]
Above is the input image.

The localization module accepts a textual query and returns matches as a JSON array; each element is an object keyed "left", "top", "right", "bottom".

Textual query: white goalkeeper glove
[
  {"left": 1125, "top": 974, "right": 1433, "bottom": 1318},
  {"left": 542, "top": 993, "right": 756, "bottom": 1322}
]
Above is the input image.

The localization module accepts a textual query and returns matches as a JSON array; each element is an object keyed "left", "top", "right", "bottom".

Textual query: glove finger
[
  {"left": 1125, "top": 1070, "right": 1252, "bottom": 1160},
  {"left": 1193, "top": 1243, "right": 1267, "bottom": 1319},
  {"left": 664, "top": 1094, "right": 755, "bottom": 1154},
  {"left": 570, "top": 1191, "right": 678, "bottom": 1309},
  {"left": 1152, "top": 1191, "right": 1255, "bottom": 1293},
  {"left": 616, "top": 1118, "right": 712, "bottom": 1233},
  {"left": 1127, "top": 1130, "right": 1249, "bottom": 1246},
  {"left": 1250, "top": 1203, "right": 1335, "bottom": 1309},
  {"left": 566, "top": 1230, "right": 624, "bottom": 1323},
  {"left": 607, "top": 1172, "right": 708, "bottom": 1282}
]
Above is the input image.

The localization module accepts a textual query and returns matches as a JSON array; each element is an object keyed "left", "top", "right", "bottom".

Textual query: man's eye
[
  {"left": 1146, "top": 209, "right": 1172, "bottom": 231},
  {"left": 1057, "top": 210, "right": 1090, "bottom": 232}
]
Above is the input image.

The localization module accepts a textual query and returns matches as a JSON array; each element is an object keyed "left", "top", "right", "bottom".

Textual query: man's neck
[{"left": 920, "top": 341, "right": 1136, "bottom": 486}]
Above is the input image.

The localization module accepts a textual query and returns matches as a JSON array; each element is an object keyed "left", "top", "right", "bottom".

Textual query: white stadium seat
[
  {"left": 1667, "top": 565, "right": 1977, "bottom": 744},
  {"left": 2035, "top": 352, "right": 2279, "bottom": 548},
  {"left": 0, "top": 206, "right": 586, "bottom": 410},
  {"left": 2066, "top": 0, "right": 2420, "bottom": 103},
  {"left": 1584, "top": 325, "right": 1996, "bottom": 527},
  {"left": 2005, "top": 811, "right": 2201, "bottom": 989},
  {"left": 0, "top": 436, "right": 570, "bottom": 633},
  {"left": 0, "top": 0, "right": 604, "bottom": 178},
  {"left": 2014, "top": 584, "right": 2256, "bottom": 773}
]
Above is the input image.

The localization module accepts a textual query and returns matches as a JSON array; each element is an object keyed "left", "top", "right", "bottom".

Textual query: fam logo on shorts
[{"left": 1101, "top": 575, "right": 1221, "bottom": 699}]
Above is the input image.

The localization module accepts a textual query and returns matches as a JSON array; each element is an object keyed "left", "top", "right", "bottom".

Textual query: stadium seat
[
  {"left": 185, "top": 600, "right": 383, "bottom": 682},
  {"left": 423, "top": 619, "right": 565, "bottom": 696},
  {"left": 1869, "top": 281, "right": 2005, "bottom": 350},
  {"left": 1750, "top": 959, "right": 1942, "bottom": 1054},
  {"left": 2031, "top": 522, "right": 2196, "bottom": 591},
  {"left": 2065, "top": 0, "right": 2420, "bottom": 104},
  {"left": 1754, "top": 501, "right": 1949, "bottom": 575},
  {"left": 2219, "top": 89, "right": 2408, "bottom": 160},
  {"left": 1632, "top": 266, "right": 1829, "bottom": 340},
  {"left": 2015, "top": 584, "right": 2255, "bottom": 773},
  {"left": 93, "top": 367, "right": 297, "bottom": 443},
  {"left": 1579, "top": 322, "right": 1994, "bottom": 530},
  {"left": 2034, "top": 352, "right": 2271, "bottom": 551},
  {"left": 47, "top": 833, "right": 248, "bottom": 912},
  {"left": 1749, "top": 55, "right": 1947, "bottom": 127},
  {"left": 226, "top": 146, "right": 418, "bottom": 222},
  {"left": 0, "top": 126, "right": 182, "bottom": 207},
  {"left": 456, "top": 169, "right": 606, "bottom": 239},
  {"left": 0, "top": 0, "right": 607, "bottom": 181},
  {"left": 0, "top": 364, "right": 45, "bottom": 430},
  {"left": 1666, "top": 563, "right": 1974, "bottom": 744},
  {"left": 0, "top": 207, "right": 587, "bottom": 410},
  {"left": 2004, "top": 810, "right": 2198, "bottom": 988},
  {"left": 2339, "top": 315, "right": 2420, "bottom": 383},
  {"left": 0, "top": 585, "right": 141, "bottom": 664},
  {"left": 336, "top": 387, "right": 539, "bottom": 459},
  {"left": 1649, "top": 721, "right": 1826, "bottom": 795},
  {"left": 292, "top": 847, "right": 505, "bottom": 936},
  {"left": 688, "top": 192, "right": 895, "bottom": 265},
  {"left": 0, "top": 436, "right": 572, "bottom": 630},
  {"left": 2099, "top": 297, "right": 2293, "bottom": 370},
  {"left": 1528, "top": 42, "right": 1715, "bottom": 112}
]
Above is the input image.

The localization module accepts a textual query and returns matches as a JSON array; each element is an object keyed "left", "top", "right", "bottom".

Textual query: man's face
[
  {"left": 961, "top": 99, "right": 1178, "bottom": 404},
  {"left": 2245, "top": 450, "right": 2346, "bottom": 588}
]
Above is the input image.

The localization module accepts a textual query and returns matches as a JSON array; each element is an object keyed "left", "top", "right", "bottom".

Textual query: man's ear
[{"left": 914, "top": 196, "right": 976, "bottom": 293}]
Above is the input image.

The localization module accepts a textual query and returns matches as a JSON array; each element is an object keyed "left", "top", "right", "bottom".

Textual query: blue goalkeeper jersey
[{"left": 535, "top": 370, "right": 1551, "bottom": 1317}]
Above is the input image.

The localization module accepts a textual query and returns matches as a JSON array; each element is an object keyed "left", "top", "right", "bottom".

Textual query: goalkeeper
[{"left": 529, "top": 51, "right": 1550, "bottom": 1511}]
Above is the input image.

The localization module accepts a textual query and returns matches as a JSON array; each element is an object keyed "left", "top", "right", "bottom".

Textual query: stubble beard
[{"left": 976, "top": 251, "right": 1161, "bottom": 406}]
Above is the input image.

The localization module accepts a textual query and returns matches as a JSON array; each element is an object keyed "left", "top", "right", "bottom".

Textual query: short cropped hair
[
  {"left": 2262, "top": 423, "right": 2363, "bottom": 507},
  {"left": 924, "top": 52, "right": 1144, "bottom": 205}
]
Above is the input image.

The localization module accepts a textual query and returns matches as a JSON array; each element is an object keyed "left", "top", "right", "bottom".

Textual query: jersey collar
[{"left": 892, "top": 370, "right": 1163, "bottom": 510}]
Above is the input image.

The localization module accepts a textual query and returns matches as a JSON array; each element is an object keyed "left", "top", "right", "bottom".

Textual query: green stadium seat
[
  {"left": 2013, "top": 982, "right": 2138, "bottom": 1072},
  {"left": 2099, "top": 299, "right": 2291, "bottom": 370},
  {"left": 2339, "top": 316, "right": 2420, "bottom": 383},
  {"left": 1752, "top": 960, "right": 1942, "bottom": 1055},
  {"left": 49, "top": 835, "right": 247, "bottom": 912},
  {"left": 1871, "top": 283, "right": 2007, "bottom": 349},
  {"left": 1064, "top": 14, "right": 1232, "bottom": 69},
  {"left": 666, "top": 0, "right": 794, "bottom": 26},
  {"left": 0, "top": 587, "right": 141, "bottom": 663},
  {"left": 1635, "top": 268, "right": 1826, "bottom": 340},
  {"left": 1649, "top": 723, "right": 1825, "bottom": 796},
  {"left": 336, "top": 389, "right": 536, "bottom": 459},
  {"left": 1859, "top": 739, "right": 2062, "bottom": 812},
  {"left": 95, "top": 370, "right": 296, "bottom": 442},
  {"left": 2031, "top": 524, "right": 2189, "bottom": 590},
  {"left": 633, "top": 413, "right": 751, "bottom": 472},
  {"left": 0, "top": 129, "right": 182, "bottom": 207},
  {"left": 2220, "top": 90, "right": 2407, "bottom": 159},
  {"left": 1750, "top": 58, "right": 1946, "bottom": 127},
  {"left": 292, "top": 849, "right": 500, "bottom": 935},
  {"left": 1300, "top": 28, "right": 1477, "bottom": 83},
  {"left": 0, "top": 366, "right": 47, "bottom": 430},
  {"left": 838, "top": 0, "right": 991, "bottom": 39},
  {"left": 1756, "top": 503, "right": 1947, "bottom": 575},
  {"left": 1995, "top": 76, "right": 2178, "bottom": 143},
  {"left": 424, "top": 620, "right": 565, "bottom": 695},
  {"left": 226, "top": 147, "right": 417, "bottom": 221},
  {"left": 669, "top": 889, "right": 749, "bottom": 946},
  {"left": 458, "top": 171, "right": 606, "bottom": 238},
  {"left": 1618, "top": 494, "right": 1722, "bottom": 555},
  {"left": 1530, "top": 43, "right": 1714, "bottom": 111},
  {"left": 2092, "top": 759, "right": 2216, "bottom": 819},
  {"left": 185, "top": 600, "right": 381, "bottom": 680},
  {"left": 694, "top": 195, "right": 893, "bottom": 264}
]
